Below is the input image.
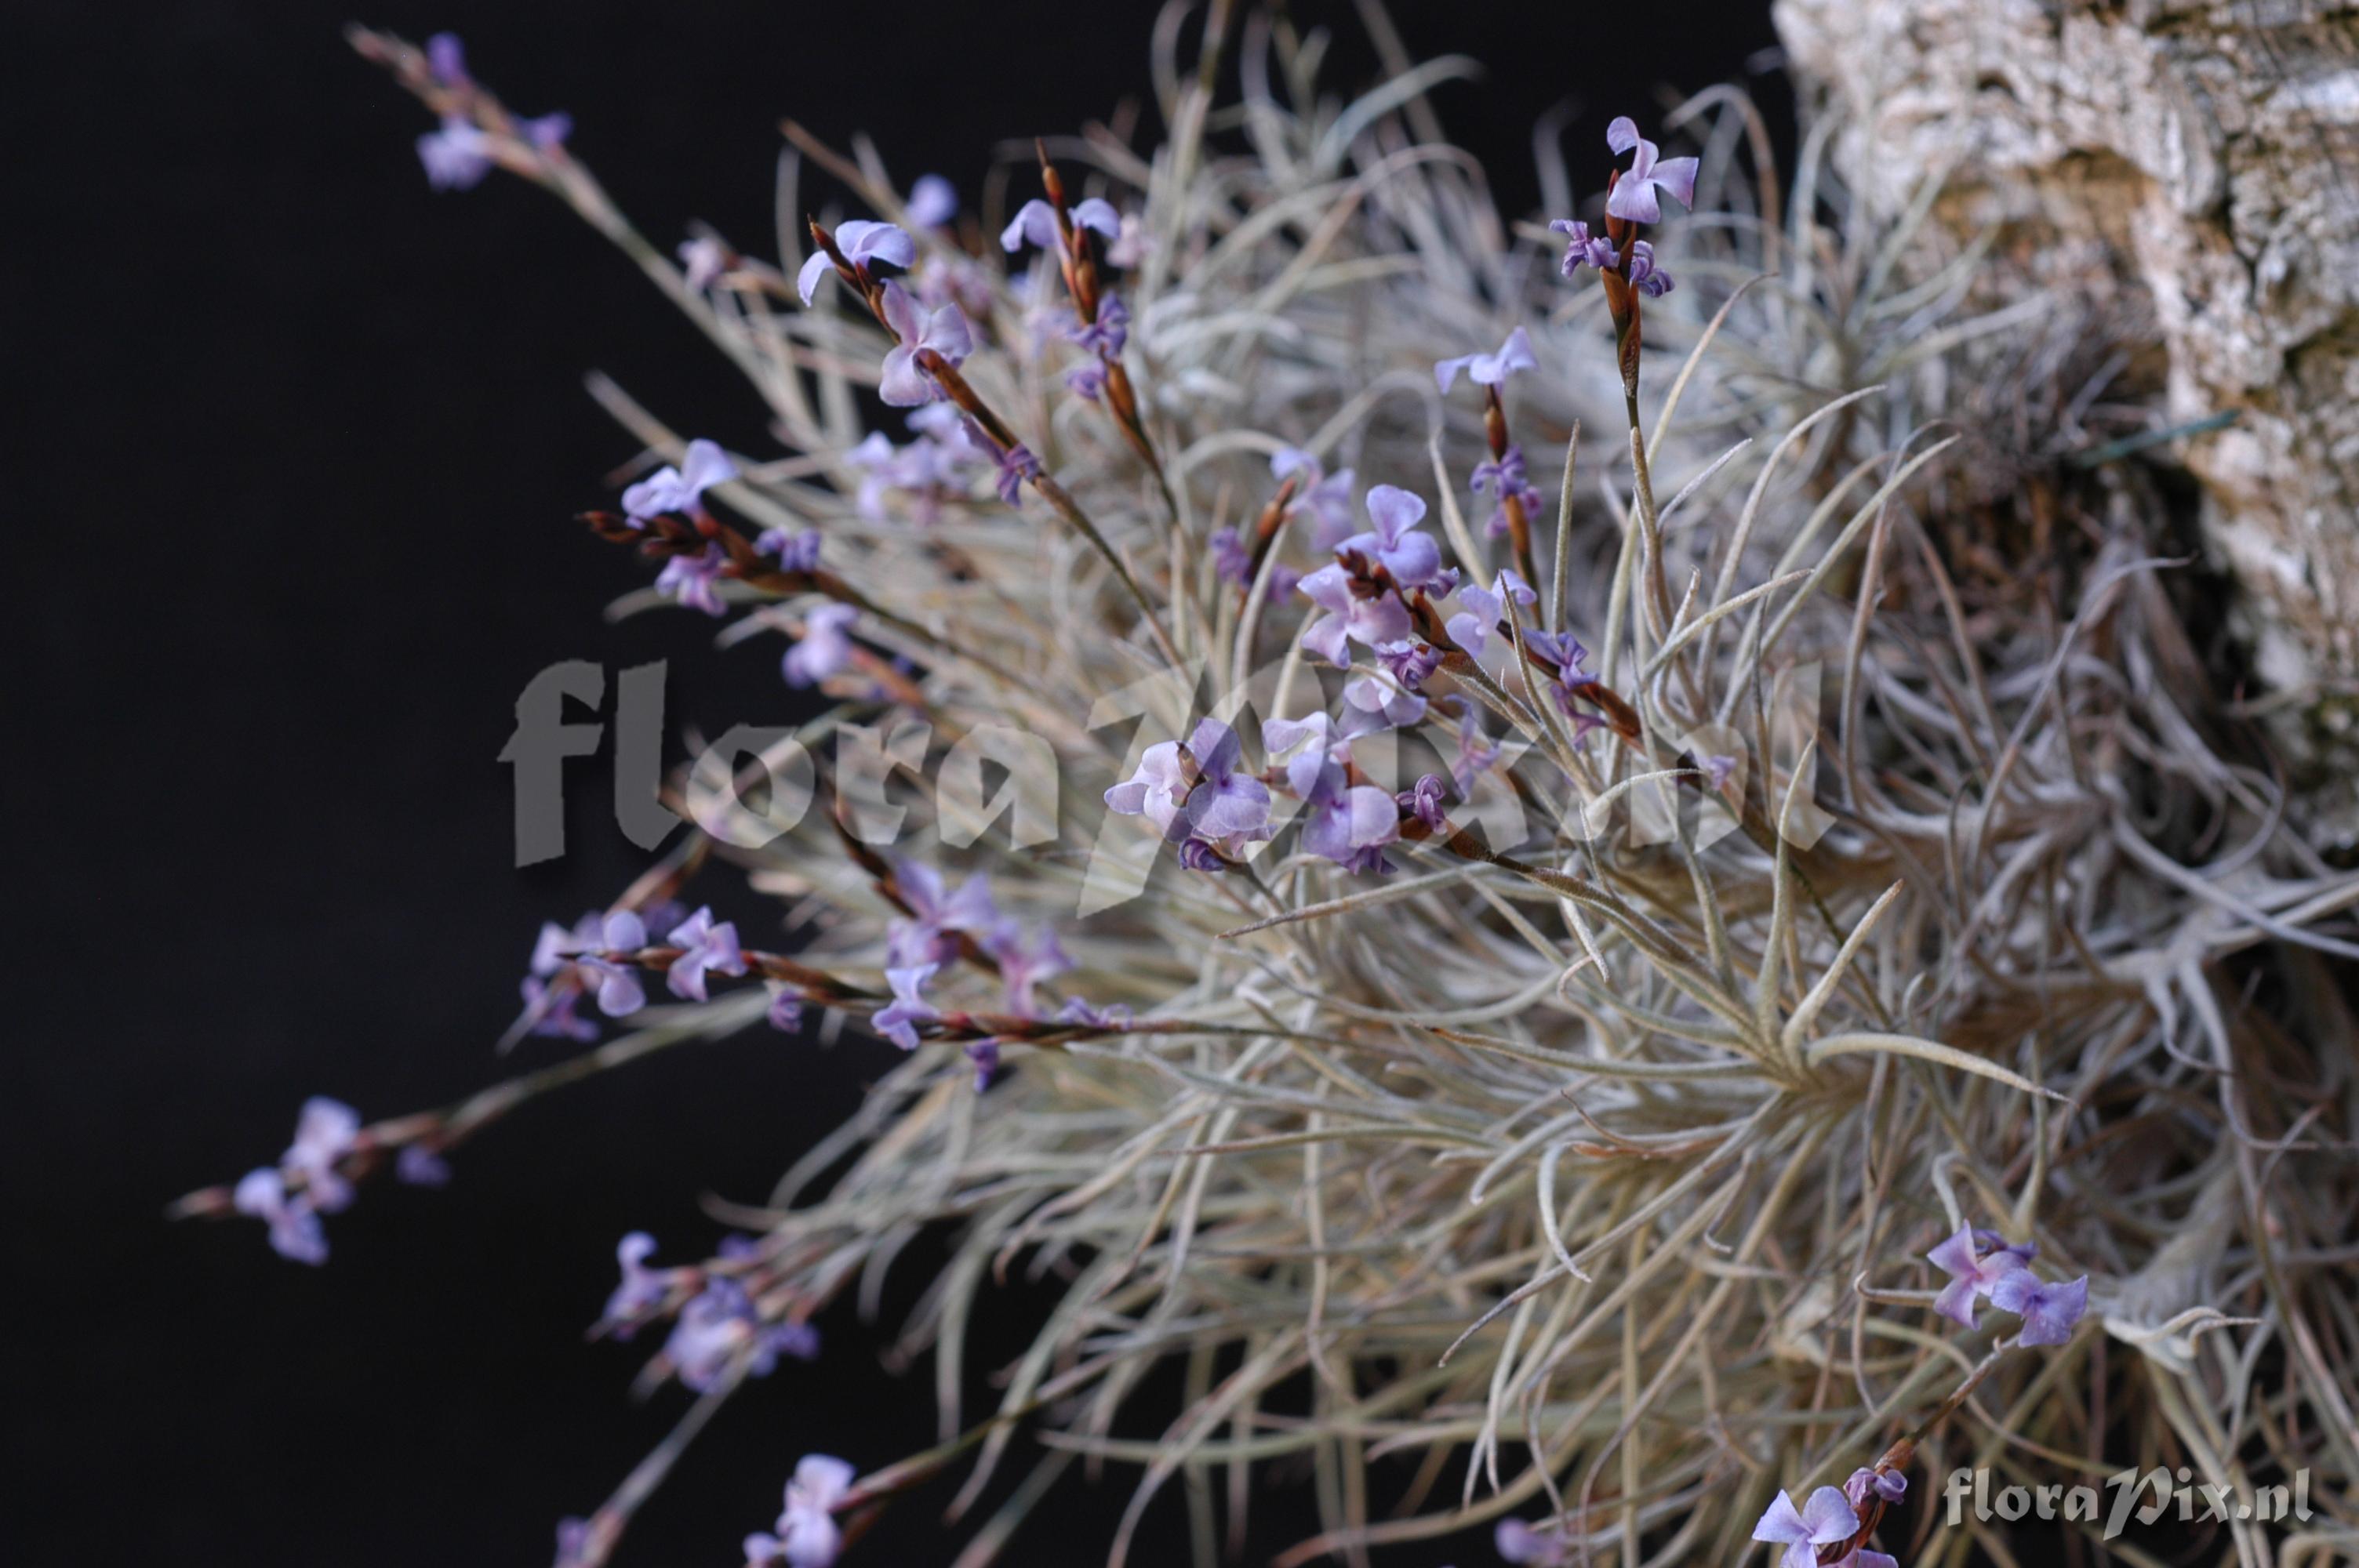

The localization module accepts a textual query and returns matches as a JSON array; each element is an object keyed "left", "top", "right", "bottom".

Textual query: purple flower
[
  {"left": 663, "top": 906, "right": 747, "bottom": 1003},
  {"left": 983, "top": 923, "right": 1070, "bottom": 1017},
  {"left": 1470, "top": 444, "right": 1545, "bottom": 539},
  {"left": 796, "top": 220, "right": 914, "bottom": 306},
  {"left": 1337, "top": 485, "right": 1445, "bottom": 590},
  {"left": 1699, "top": 753, "right": 1738, "bottom": 790},
  {"left": 286, "top": 1096, "right": 362, "bottom": 1213},
  {"left": 426, "top": 31, "right": 471, "bottom": 88},
  {"left": 1990, "top": 1270, "right": 2090, "bottom": 1346},
  {"left": 1105, "top": 735, "right": 1198, "bottom": 833},
  {"left": 1104, "top": 719, "right": 1271, "bottom": 852},
  {"left": 518, "top": 975, "right": 597, "bottom": 1040},
  {"left": 873, "top": 964, "right": 940, "bottom": 1050},
  {"left": 783, "top": 603, "right": 858, "bottom": 688},
  {"left": 1450, "top": 704, "right": 1500, "bottom": 797},
  {"left": 518, "top": 112, "right": 572, "bottom": 151},
  {"left": 1270, "top": 448, "right": 1357, "bottom": 550},
  {"left": 999, "top": 198, "right": 1118, "bottom": 253},
  {"left": 905, "top": 173, "right": 958, "bottom": 228},
  {"left": 1400, "top": 773, "right": 1449, "bottom": 832},
  {"left": 985, "top": 435, "right": 1041, "bottom": 505},
  {"left": 1341, "top": 673, "right": 1427, "bottom": 736},
  {"left": 680, "top": 236, "right": 729, "bottom": 293},
  {"left": 999, "top": 200, "right": 1060, "bottom": 252},
  {"left": 1549, "top": 217, "right": 1616, "bottom": 275},
  {"left": 1845, "top": 1468, "right": 1909, "bottom": 1510},
  {"left": 233, "top": 1168, "right": 327, "bottom": 1265},
  {"left": 664, "top": 1277, "right": 814, "bottom": 1392},
  {"left": 757, "top": 528, "right": 824, "bottom": 573},
  {"left": 1262, "top": 712, "right": 1343, "bottom": 799},
  {"left": 963, "top": 1038, "right": 1003, "bottom": 1092},
  {"left": 1445, "top": 570, "right": 1536, "bottom": 658},
  {"left": 1605, "top": 117, "right": 1699, "bottom": 226},
  {"left": 416, "top": 118, "right": 492, "bottom": 191},
  {"left": 1523, "top": 627, "right": 1605, "bottom": 726},
  {"left": 877, "top": 281, "right": 972, "bottom": 407},
  {"left": 766, "top": 986, "right": 807, "bottom": 1033},
  {"left": 1056, "top": 997, "right": 1133, "bottom": 1029},
  {"left": 572, "top": 911, "right": 649, "bottom": 1018},
  {"left": 531, "top": 911, "right": 604, "bottom": 976},
  {"left": 622, "top": 437, "right": 740, "bottom": 524},
  {"left": 1296, "top": 564, "right": 1408, "bottom": 666},
  {"left": 888, "top": 861, "right": 999, "bottom": 966},
  {"left": 1176, "top": 839, "right": 1228, "bottom": 872},
  {"left": 1069, "top": 292, "right": 1130, "bottom": 358},
  {"left": 602, "top": 1232, "right": 669, "bottom": 1332},
  {"left": 744, "top": 1454, "right": 856, "bottom": 1568},
  {"left": 1496, "top": 1519, "right": 1569, "bottom": 1566},
  {"left": 1064, "top": 362, "right": 1108, "bottom": 401},
  {"left": 1210, "top": 525, "right": 1252, "bottom": 587},
  {"left": 1626, "top": 239, "right": 1674, "bottom": 297},
  {"left": 1926, "top": 1223, "right": 2031, "bottom": 1330},
  {"left": 1106, "top": 211, "right": 1150, "bottom": 268},
  {"left": 656, "top": 543, "right": 729, "bottom": 616},
  {"left": 1433, "top": 326, "right": 1537, "bottom": 394},
  {"left": 396, "top": 1145, "right": 453, "bottom": 1186},
  {"left": 1753, "top": 1487, "right": 1859, "bottom": 1568},
  {"left": 1376, "top": 637, "right": 1444, "bottom": 691},
  {"left": 1299, "top": 760, "right": 1400, "bottom": 870}
]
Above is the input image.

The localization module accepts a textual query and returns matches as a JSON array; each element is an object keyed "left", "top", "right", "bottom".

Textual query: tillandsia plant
[{"left": 171, "top": 13, "right": 2359, "bottom": 1568}]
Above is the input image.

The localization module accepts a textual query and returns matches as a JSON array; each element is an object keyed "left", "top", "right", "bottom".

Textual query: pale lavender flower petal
[
  {"left": 425, "top": 32, "right": 470, "bottom": 87},
  {"left": 234, "top": 1167, "right": 328, "bottom": 1265},
  {"left": 1210, "top": 525, "right": 1251, "bottom": 586},
  {"left": 1927, "top": 1222, "right": 2029, "bottom": 1329},
  {"left": 287, "top": 1096, "right": 362, "bottom": 1214},
  {"left": 1434, "top": 326, "right": 1537, "bottom": 392},
  {"left": 873, "top": 964, "right": 940, "bottom": 1050},
  {"left": 681, "top": 236, "right": 729, "bottom": 293},
  {"left": 1549, "top": 217, "right": 1616, "bottom": 274},
  {"left": 520, "top": 112, "right": 572, "bottom": 150},
  {"left": 906, "top": 174, "right": 958, "bottom": 228},
  {"left": 775, "top": 1454, "right": 854, "bottom": 1568},
  {"left": 1605, "top": 119, "right": 1699, "bottom": 225},
  {"left": 602, "top": 1232, "right": 667, "bottom": 1330},
  {"left": 1070, "top": 198, "right": 1121, "bottom": 237},
  {"left": 796, "top": 251, "right": 835, "bottom": 307},
  {"left": 1990, "top": 1271, "right": 2089, "bottom": 1345},
  {"left": 1752, "top": 1487, "right": 1859, "bottom": 1568},
  {"left": 417, "top": 118, "right": 493, "bottom": 191},
  {"left": 656, "top": 544, "right": 730, "bottom": 616},
  {"left": 397, "top": 1145, "right": 453, "bottom": 1186},
  {"left": 1496, "top": 1519, "right": 1568, "bottom": 1566},
  {"left": 784, "top": 603, "right": 859, "bottom": 688},
  {"left": 664, "top": 906, "right": 748, "bottom": 1002},
  {"left": 832, "top": 220, "right": 914, "bottom": 273},
  {"left": 1106, "top": 212, "right": 1150, "bottom": 267},
  {"left": 999, "top": 199, "right": 1062, "bottom": 253},
  {"left": 1626, "top": 240, "right": 1674, "bottom": 297},
  {"left": 1400, "top": 773, "right": 1448, "bottom": 832}
]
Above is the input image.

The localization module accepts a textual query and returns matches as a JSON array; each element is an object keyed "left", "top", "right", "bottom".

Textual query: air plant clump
[{"left": 174, "top": 15, "right": 2359, "bottom": 1568}]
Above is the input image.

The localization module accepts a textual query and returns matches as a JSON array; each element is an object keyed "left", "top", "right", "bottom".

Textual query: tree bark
[{"left": 1775, "top": 0, "right": 2359, "bottom": 846}]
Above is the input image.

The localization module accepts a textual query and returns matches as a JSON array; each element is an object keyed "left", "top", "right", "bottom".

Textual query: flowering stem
[{"left": 917, "top": 348, "right": 1184, "bottom": 670}]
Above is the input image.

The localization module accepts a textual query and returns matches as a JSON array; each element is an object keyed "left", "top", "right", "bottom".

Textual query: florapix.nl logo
[
  {"left": 500, "top": 652, "right": 1841, "bottom": 913},
  {"left": 1940, "top": 1465, "right": 2313, "bottom": 1540}
]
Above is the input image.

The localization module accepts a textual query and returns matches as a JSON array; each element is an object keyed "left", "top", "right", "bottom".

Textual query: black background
[{"left": 9, "top": 3, "right": 1783, "bottom": 1563}]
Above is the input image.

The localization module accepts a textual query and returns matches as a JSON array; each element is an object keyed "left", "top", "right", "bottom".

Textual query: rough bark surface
[{"left": 1775, "top": 0, "right": 2359, "bottom": 844}]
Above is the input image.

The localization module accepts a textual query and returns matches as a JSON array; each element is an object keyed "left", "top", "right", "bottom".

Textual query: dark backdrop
[{"left": 7, "top": 3, "right": 1781, "bottom": 1563}]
